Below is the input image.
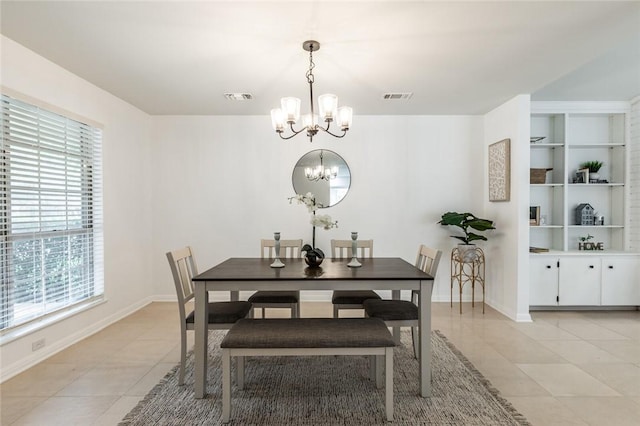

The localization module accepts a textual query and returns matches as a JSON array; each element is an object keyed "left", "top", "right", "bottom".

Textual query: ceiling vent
[
  {"left": 382, "top": 93, "right": 413, "bottom": 100},
  {"left": 224, "top": 93, "right": 253, "bottom": 101}
]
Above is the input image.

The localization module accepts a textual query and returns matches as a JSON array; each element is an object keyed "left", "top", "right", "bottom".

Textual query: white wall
[
  {"left": 0, "top": 36, "right": 154, "bottom": 380},
  {"left": 150, "top": 115, "right": 485, "bottom": 302},
  {"left": 483, "top": 95, "right": 532, "bottom": 322}
]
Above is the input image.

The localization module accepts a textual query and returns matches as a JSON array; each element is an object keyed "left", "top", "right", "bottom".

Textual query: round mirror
[{"left": 292, "top": 149, "right": 351, "bottom": 208}]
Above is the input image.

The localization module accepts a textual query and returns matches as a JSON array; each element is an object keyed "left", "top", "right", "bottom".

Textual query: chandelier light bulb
[
  {"left": 281, "top": 97, "right": 301, "bottom": 123},
  {"left": 318, "top": 94, "right": 338, "bottom": 122},
  {"left": 338, "top": 106, "right": 353, "bottom": 131},
  {"left": 271, "top": 108, "right": 285, "bottom": 132}
]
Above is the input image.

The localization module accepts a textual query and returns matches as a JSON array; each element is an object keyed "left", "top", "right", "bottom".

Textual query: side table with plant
[{"left": 438, "top": 211, "right": 495, "bottom": 262}]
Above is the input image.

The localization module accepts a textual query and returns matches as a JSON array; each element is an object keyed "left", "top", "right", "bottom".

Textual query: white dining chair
[
  {"left": 363, "top": 244, "right": 442, "bottom": 358},
  {"left": 247, "top": 239, "right": 303, "bottom": 318},
  {"left": 330, "top": 238, "right": 380, "bottom": 318},
  {"left": 166, "top": 246, "right": 252, "bottom": 385}
]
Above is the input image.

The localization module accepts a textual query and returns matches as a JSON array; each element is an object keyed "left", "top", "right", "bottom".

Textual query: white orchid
[
  {"left": 289, "top": 192, "right": 338, "bottom": 248},
  {"left": 311, "top": 214, "right": 338, "bottom": 230},
  {"left": 289, "top": 192, "right": 320, "bottom": 213}
]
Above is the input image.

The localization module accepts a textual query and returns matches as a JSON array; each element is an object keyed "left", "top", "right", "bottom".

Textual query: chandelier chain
[{"left": 306, "top": 48, "right": 315, "bottom": 84}]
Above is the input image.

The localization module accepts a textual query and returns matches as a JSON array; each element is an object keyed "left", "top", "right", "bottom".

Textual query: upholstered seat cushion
[
  {"left": 363, "top": 299, "right": 418, "bottom": 321},
  {"left": 221, "top": 318, "right": 395, "bottom": 349},
  {"left": 185, "top": 301, "right": 252, "bottom": 324},
  {"left": 247, "top": 291, "right": 299, "bottom": 304},
  {"left": 331, "top": 290, "right": 381, "bottom": 305}
]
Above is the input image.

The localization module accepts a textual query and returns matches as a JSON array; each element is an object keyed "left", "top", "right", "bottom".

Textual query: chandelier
[
  {"left": 305, "top": 150, "right": 338, "bottom": 182},
  {"left": 270, "top": 40, "right": 353, "bottom": 143}
]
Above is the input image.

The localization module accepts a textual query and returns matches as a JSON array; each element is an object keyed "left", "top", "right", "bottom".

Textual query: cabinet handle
[
  {"left": 589, "top": 265, "right": 594, "bottom": 269},
  {"left": 608, "top": 265, "right": 613, "bottom": 269},
  {"left": 546, "top": 265, "right": 551, "bottom": 269}
]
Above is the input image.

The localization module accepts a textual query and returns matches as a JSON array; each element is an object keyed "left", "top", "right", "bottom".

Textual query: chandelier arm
[
  {"left": 319, "top": 126, "right": 348, "bottom": 139},
  {"left": 278, "top": 123, "right": 307, "bottom": 140}
]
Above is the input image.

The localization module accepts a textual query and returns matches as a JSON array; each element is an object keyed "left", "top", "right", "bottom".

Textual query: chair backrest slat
[
  {"left": 261, "top": 239, "right": 303, "bottom": 259},
  {"left": 167, "top": 246, "right": 198, "bottom": 315},
  {"left": 415, "top": 244, "right": 442, "bottom": 277},
  {"left": 331, "top": 239, "right": 374, "bottom": 259}
]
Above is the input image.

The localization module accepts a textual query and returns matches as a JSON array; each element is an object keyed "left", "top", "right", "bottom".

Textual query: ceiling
[{"left": 1, "top": 1, "right": 639, "bottom": 116}]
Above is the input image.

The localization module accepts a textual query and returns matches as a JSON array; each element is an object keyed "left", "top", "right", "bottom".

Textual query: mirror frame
[{"left": 291, "top": 149, "right": 351, "bottom": 208}]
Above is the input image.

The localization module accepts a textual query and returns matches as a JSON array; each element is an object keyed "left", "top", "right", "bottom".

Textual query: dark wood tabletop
[{"left": 193, "top": 257, "right": 433, "bottom": 282}]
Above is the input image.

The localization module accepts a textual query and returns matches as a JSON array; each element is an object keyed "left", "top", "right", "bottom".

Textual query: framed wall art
[{"left": 488, "top": 138, "right": 511, "bottom": 202}]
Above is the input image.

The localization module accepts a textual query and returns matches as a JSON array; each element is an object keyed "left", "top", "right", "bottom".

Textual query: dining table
[{"left": 191, "top": 257, "right": 434, "bottom": 398}]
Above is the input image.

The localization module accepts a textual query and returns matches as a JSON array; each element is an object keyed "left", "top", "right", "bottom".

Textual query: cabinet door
[
  {"left": 529, "top": 256, "right": 559, "bottom": 306},
  {"left": 601, "top": 257, "right": 640, "bottom": 305},
  {"left": 558, "top": 257, "right": 601, "bottom": 305}
]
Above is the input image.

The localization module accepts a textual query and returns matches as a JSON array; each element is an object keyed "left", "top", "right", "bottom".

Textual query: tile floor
[{"left": 1, "top": 302, "right": 639, "bottom": 425}]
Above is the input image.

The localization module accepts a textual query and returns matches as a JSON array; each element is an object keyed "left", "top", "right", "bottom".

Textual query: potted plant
[
  {"left": 289, "top": 192, "right": 338, "bottom": 267},
  {"left": 438, "top": 212, "right": 495, "bottom": 262},
  {"left": 580, "top": 161, "right": 603, "bottom": 181}
]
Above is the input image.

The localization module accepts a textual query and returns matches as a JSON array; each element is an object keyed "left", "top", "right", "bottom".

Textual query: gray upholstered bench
[{"left": 220, "top": 317, "right": 395, "bottom": 423}]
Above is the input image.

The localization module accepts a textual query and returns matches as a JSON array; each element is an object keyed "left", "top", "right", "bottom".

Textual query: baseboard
[{"left": 1, "top": 296, "right": 154, "bottom": 383}]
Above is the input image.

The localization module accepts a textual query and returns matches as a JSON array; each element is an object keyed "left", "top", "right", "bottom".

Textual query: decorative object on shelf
[
  {"left": 488, "top": 138, "right": 510, "bottom": 201},
  {"left": 270, "top": 40, "right": 353, "bottom": 143},
  {"left": 529, "top": 206, "right": 541, "bottom": 226},
  {"left": 289, "top": 192, "right": 338, "bottom": 268},
  {"left": 270, "top": 232, "right": 285, "bottom": 268},
  {"left": 438, "top": 212, "right": 495, "bottom": 262},
  {"left": 575, "top": 203, "right": 595, "bottom": 225},
  {"left": 578, "top": 234, "right": 604, "bottom": 251},
  {"left": 529, "top": 246, "right": 549, "bottom": 253},
  {"left": 347, "top": 232, "right": 362, "bottom": 268},
  {"left": 593, "top": 212, "right": 605, "bottom": 226},
  {"left": 305, "top": 150, "right": 338, "bottom": 182},
  {"left": 530, "top": 168, "right": 552, "bottom": 184},
  {"left": 530, "top": 136, "right": 546, "bottom": 143},
  {"left": 580, "top": 161, "right": 603, "bottom": 182},
  {"left": 451, "top": 246, "right": 485, "bottom": 314},
  {"left": 574, "top": 168, "right": 589, "bottom": 184}
]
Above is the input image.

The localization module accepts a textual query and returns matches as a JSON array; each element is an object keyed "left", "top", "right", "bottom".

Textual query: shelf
[
  {"left": 530, "top": 143, "right": 564, "bottom": 148},
  {"left": 530, "top": 225, "right": 563, "bottom": 229},
  {"left": 567, "top": 225, "right": 624, "bottom": 229},
  {"left": 568, "top": 143, "right": 625, "bottom": 149},
  {"left": 531, "top": 183, "right": 564, "bottom": 187}
]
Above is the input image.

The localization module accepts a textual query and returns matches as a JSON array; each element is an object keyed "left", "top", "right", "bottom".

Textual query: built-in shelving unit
[{"left": 529, "top": 102, "right": 639, "bottom": 308}]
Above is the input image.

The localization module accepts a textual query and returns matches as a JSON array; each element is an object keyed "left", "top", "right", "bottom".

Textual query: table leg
[
  {"left": 419, "top": 279, "right": 432, "bottom": 397},
  {"left": 195, "top": 284, "right": 209, "bottom": 398},
  {"left": 391, "top": 289, "right": 401, "bottom": 344}
]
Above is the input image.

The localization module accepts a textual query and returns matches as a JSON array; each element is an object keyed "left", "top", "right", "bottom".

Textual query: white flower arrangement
[
  {"left": 289, "top": 192, "right": 338, "bottom": 249},
  {"left": 311, "top": 214, "right": 338, "bottom": 230}
]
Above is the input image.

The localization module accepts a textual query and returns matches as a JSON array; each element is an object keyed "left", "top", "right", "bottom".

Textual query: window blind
[{"left": 1, "top": 94, "right": 104, "bottom": 332}]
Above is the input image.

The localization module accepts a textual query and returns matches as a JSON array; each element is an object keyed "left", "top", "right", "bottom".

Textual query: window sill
[{"left": 0, "top": 297, "right": 106, "bottom": 346}]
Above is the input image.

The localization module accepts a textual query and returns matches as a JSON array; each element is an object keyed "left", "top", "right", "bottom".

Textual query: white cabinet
[
  {"left": 529, "top": 254, "right": 640, "bottom": 307},
  {"left": 529, "top": 256, "right": 558, "bottom": 306},
  {"left": 601, "top": 257, "right": 640, "bottom": 305},
  {"left": 558, "top": 257, "right": 601, "bottom": 306}
]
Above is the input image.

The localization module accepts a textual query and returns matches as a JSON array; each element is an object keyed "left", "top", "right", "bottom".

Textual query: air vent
[
  {"left": 224, "top": 93, "right": 253, "bottom": 101},
  {"left": 382, "top": 93, "right": 413, "bottom": 100}
]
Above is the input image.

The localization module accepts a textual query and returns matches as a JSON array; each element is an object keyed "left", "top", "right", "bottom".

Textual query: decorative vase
[
  {"left": 457, "top": 244, "right": 478, "bottom": 263},
  {"left": 270, "top": 232, "right": 285, "bottom": 268},
  {"left": 347, "top": 231, "right": 362, "bottom": 268},
  {"left": 304, "top": 255, "right": 323, "bottom": 268},
  {"left": 590, "top": 172, "right": 600, "bottom": 181}
]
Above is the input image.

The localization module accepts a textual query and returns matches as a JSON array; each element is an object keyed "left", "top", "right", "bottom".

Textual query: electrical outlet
[{"left": 32, "top": 338, "right": 45, "bottom": 351}]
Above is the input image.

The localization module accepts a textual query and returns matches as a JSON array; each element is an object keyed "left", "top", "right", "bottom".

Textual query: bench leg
[
  {"left": 376, "top": 355, "right": 384, "bottom": 389},
  {"left": 385, "top": 347, "right": 393, "bottom": 422},
  {"left": 222, "top": 349, "right": 231, "bottom": 423},
  {"left": 236, "top": 356, "right": 245, "bottom": 390}
]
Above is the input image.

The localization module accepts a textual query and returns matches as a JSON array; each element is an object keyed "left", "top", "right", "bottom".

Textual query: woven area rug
[{"left": 120, "top": 330, "right": 530, "bottom": 425}]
